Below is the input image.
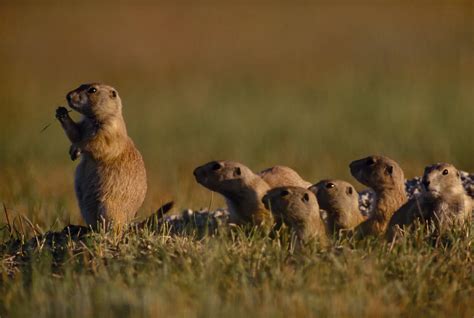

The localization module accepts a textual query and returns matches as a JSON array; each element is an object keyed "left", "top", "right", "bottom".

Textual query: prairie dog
[
  {"left": 55, "top": 83, "right": 147, "bottom": 229},
  {"left": 387, "top": 163, "right": 472, "bottom": 240},
  {"left": 310, "top": 179, "right": 365, "bottom": 236},
  {"left": 262, "top": 186, "right": 328, "bottom": 245},
  {"left": 258, "top": 165, "right": 312, "bottom": 188},
  {"left": 193, "top": 160, "right": 273, "bottom": 226},
  {"left": 350, "top": 155, "right": 407, "bottom": 237}
]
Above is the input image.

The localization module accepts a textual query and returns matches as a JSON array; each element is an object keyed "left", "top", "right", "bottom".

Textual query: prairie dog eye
[
  {"left": 302, "top": 193, "right": 310, "bottom": 202},
  {"left": 88, "top": 87, "right": 97, "bottom": 94},
  {"left": 326, "top": 182, "right": 335, "bottom": 189},
  {"left": 280, "top": 190, "right": 289, "bottom": 197},
  {"left": 366, "top": 158, "right": 375, "bottom": 166},
  {"left": 442, "top": 169, "right": 449, "bottom": 175},
  {"left": 211, "top": 162, "right": 222, "bottom": 171}
]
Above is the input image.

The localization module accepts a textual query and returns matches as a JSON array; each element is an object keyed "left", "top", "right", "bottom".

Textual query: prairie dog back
[{"left": 258, "top": 165, "right": 311, "bottom": 188}]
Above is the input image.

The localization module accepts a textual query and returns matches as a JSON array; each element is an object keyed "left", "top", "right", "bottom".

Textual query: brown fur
[
  {"left": 310, "top": 179, "right": 365, "bottom": 237},
  {"left": 262, "top": 186, "right": 328, "bottom": 246},
  {"left": 193, "top": 160, "right": 273, "bottom": 226},
  {"left": 258, "top": 165, "right": 311, "bottom": 188},
  {"left": 386, "top": 163, "right": 472, "bottom": 240},
  {"left": 349, "top": 155, "right": 407, "bottom": 237},
  {"left": 56, "top": 83, "right": 147, "bottom": 230}
]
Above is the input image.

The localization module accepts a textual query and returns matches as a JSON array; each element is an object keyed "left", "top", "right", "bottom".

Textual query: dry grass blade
[{"left": 3, "top": 203, "right": 12, "bottom": 236}]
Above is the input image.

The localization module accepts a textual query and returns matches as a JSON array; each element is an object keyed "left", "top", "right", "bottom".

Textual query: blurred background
[{"left": 0, "top": 1, "right": 473, "bottom": 228}]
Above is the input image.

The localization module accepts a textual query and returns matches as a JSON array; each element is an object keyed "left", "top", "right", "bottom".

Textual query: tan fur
[
  {"left": 310, "top": 179, "right": 365, "bottom": 237},
  {"left": 258, "top": 165, "right": 311, "bottom": 188},
  {"left": 262, "top": 186, "right": 328, "bottom": 246},
  {"left": 193, "top": 160, "right": 273, "bottom": 226},
  {"left": 387, "top": 163, "right": 472, "bottom": 240},
  {"left": 56, "top": 83, "right": 147, "bottom": 230},
  {"left": 349, "top": 155, "right": 407, "bottom": 237}
]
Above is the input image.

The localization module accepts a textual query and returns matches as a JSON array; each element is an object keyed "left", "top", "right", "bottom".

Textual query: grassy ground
[
  {"left": 1, "top": 224, "right": 473, "bottom": 317},
  {"left": 0, "top": 2, "right": 473, "bottom": 317}
]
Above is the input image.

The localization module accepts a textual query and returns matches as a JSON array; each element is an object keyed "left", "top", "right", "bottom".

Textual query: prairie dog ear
[
  {"left": 233, "top": 167, "right": 242, "bottom": 177},
  {"left": 308, "top": 184, "right": 318, "bottom": 195},
  {"left": 386, "top": 165, "right": 393, "bottom": 175},
  {"left": 302, "top": 193, "right": 310, "bottom": 202},
  {"left": 110, "top": 90, "right": 117, "bottom": 98},
  {"left": 346, "top": 186, "right": 353, "bottom": 195}
]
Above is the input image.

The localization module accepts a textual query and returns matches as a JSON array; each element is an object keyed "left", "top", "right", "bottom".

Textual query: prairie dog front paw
[
  {"left": 69, "top": 144, "right": 82, "bottom": 161},
  {"left": 56, "top": 106, "right": 70, "bottom": 120}
]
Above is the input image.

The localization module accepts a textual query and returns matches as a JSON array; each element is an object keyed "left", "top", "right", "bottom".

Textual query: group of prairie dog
[{"left": 56, "top": 83, "right": 472, "bottom": 244}]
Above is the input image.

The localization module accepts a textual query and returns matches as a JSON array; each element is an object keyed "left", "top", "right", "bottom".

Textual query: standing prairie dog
[
  {"left": 193, "top": 160, "right": 273, "bottom": 226},
  {"left": 350, "top": 155, "right": 407, "bottom": 237},
  {"left": 309, "top": 179, "right": 365, "bottom": 236},
  {"left": 262, "top": 186, "right": 328, "bottom": 246},
  {"left": 386, "top": 163, "right": 472, "bottom": 240},
  {"left": 55, "top": 83, "right": 147, "bottom": 230}
]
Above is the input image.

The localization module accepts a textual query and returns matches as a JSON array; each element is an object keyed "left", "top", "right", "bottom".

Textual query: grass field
[{"left": 0, "top": 2, "right": 473, "bottom": 317}]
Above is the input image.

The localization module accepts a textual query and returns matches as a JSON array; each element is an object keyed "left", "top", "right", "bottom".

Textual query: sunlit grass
[{"left": 1, "top": 223, "right": 473, "bottom": 317}]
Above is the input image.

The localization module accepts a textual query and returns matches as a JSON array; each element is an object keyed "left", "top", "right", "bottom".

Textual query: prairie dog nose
[{"left": 422, "top": 179, "right": 430, "bottom": 190}]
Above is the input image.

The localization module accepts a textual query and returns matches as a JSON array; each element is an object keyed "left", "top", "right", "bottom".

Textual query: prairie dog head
[
  {"left": 349, "top": 155, "right": 404, "bottom": 192},
  {"left": 422, "top": 163, "right": 464, "bottom": 198},
  {"left": 310, "top": 179, "right": 359, "bottom": 216},
  {"left": 262, "top": 186, "right": 320, "bottom": 225},
  {"left": 66, "top": 83, "right": 121, "bottom": 120},
  {"left": 193, "top": 160, "right": 258, "bottom": 195}
]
